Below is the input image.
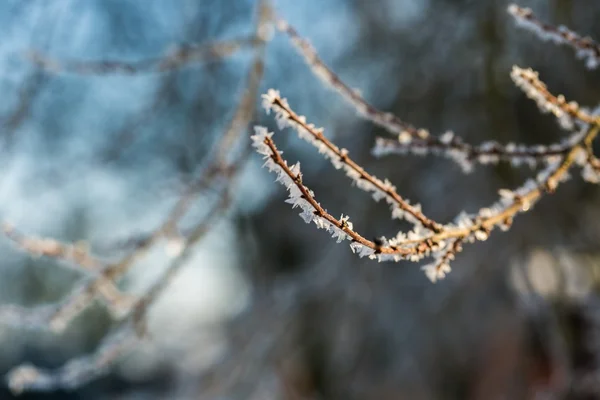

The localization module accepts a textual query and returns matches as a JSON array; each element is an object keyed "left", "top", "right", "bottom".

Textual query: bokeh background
[{"left": 1, "top": 0, "right": 600, "bottom": 398}]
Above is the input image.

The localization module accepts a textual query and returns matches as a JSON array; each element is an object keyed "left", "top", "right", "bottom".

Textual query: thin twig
[
  {"left": 2, "top": 224, "right": 135, "bottom": 318},
  {"left": 262, "top": 89, "right": 442, "bottom": 232},
  {"left": 508, "top": 4, "right": 600, "bottom": 69},
  {"left": 27, "top": 37, "right": 260, "bottom": 75}
]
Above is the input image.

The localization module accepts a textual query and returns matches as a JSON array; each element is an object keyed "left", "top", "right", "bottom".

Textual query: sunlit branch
[{"left": 261, "top": 89, "right": 442, "bottom": 232}]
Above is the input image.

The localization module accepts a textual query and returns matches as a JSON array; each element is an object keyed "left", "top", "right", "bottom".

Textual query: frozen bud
[{"left": 474, "top": 229, "right": 489, "bottom": 241}]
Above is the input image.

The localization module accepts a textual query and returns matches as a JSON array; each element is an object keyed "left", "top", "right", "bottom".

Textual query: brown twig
[{"left": 262, "top": 90, "right": 442, "bottom": 232}]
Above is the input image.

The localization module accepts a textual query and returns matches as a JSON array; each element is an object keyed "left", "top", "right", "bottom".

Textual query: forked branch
[{"left": 256, "top": 4, "right": 600, "bottom": 282}]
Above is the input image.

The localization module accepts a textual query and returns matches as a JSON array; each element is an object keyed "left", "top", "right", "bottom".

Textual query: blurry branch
[
  {"left": 99, "top": 5, "right": 268, "bottom": 252},
  {"left": 6, "top": 181, "right": 232, "bottom": 394},
  {"left": 9, "top": 0, "right": 600, "bottom": 395},
  {"left": 103, "top": 0, "right": 271, "bottom": 169},
  {"left": 7, "top": 327, "right": 137, "bottom": 394},
  {"left": 0, "top": 71, "right": 47, "bottom": 149},
  {"left": 0, "top": 24, "right": 266, "bottom": 334},
  {"left": 2, "top": 0, "right": 272, "bottom": 394},
  {"left": 27, "top": 37, "right": 260, "bottom": 75},
  {"left": 2, "top": 224, "right": 135, "bottom": 318},
  {"left": 100, "top": 73, "right": 177, "bottom": 162},
  {"left": 256, "top": 4, "right": 600, "bottom": 283},
  {"left": 4, "top": 142, "right": 253, "bottom": 393},
  {"left": 508, "top": 4, "right": 600, "bottom": 70},
  {"left": 2, "top": 224, "right": 101, "bottom": 270}
]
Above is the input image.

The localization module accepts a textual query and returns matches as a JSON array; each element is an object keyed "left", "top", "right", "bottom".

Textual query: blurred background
[{"left": 1, "top": 0, "right": 600, "bottom": 398}]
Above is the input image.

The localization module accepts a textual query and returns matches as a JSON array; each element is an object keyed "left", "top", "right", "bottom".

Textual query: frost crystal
[
  {"left": 421, "top": 262, "right": 451, "bottom": 283},
  {"left": 583, "top": 164, "right": 600, "bottom": 184}
]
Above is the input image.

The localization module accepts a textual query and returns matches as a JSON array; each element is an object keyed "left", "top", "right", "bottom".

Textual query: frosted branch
[
  {"left": 1, "top": 224, "right": 135, "bottom": 319},
  {"left": 0, "top": 10, "right": 270, "bottom": 394},
  {"left": 255, "top": 111, "right": 600, "bottom": 280},
  {"left": 261, "top": 89, "right": 442, "bottom": 232},
  {"left": 373, "top": 135, "right": 571, "bottom": 171},
  {"left": 421, "top": 239, "right": 463, "bottom": 283},
  {"left": 5, "top": 148, "right": 241, "bottom": 393},
  {"left": 275, "top": 18, "right": 425, "bottom": 141},
  {"left": 27, "top": 37, "right": 259, "bottom": 75},
  {"left": 510, "top": 66, "right": 597, "bottom": 128},
  {"left": 251, "top": 126, "right": 437, "bottom": 262},
  {"left": 0, "top": 7, "right": 268, "bottom": 334},
  {"left": 375, "top": 67, "right": 599, "bottom": 170},
  {"left": 508, "top": 4, "right": 600, "bottom": 70}
]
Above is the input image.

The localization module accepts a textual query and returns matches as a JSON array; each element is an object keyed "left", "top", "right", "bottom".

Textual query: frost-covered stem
[
  {"left": 27, "top": 37, "right": 259, "bottom": 75},
  {"left": 263, "top": 90, "right": 442, "bottom": 232},
  {"left": 510, "top": 66, "right": 598, "bottom": 128},
  {"left": 588, "top": 153, "right": 600, "bottom": 172},
  {"left": 373, "top": 136, "right": 571, "bottom": 169},
  {"left": 410, "top": 125, "right": 599, "bottom": 245},
  {"left": 257, "top": 118, "right": 598, "bottom": 276},
  {"left": 275, "top": 17, "right": 422, "bottom": 139},
  {"left": 260, "top": 133, "right": 422, "bottom": 258},
  {"left": 372, "top": 67, "right": 599, "bottom": 171},
  {"left": 421, "top": 238, "right": 463, "bottom": 283},
  {"left": 101, "top": 2, "right": 269, "bottom": 251},
  {"left": 2, "top": 224, "right": 135, "bottom": 318},
  {"left": 508, "top": 4, "right": 600, "bottom": 70}
]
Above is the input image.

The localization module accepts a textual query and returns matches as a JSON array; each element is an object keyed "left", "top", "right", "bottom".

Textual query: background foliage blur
[{"left": 1, "top": 0, "right": 600, "bottom": 398}]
